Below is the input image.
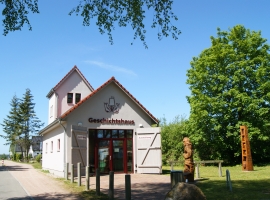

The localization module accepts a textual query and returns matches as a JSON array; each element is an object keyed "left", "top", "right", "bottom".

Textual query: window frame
[
  {"left": 75, "top": 93, "right": 81, "bottom": 104},
  {"left": 67, "top": 93, "right": 73, "bottom": 103}
]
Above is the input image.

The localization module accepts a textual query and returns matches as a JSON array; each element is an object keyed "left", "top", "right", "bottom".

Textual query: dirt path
[{"left": 4, "top": 160, "right": 81, "bottom": 200}]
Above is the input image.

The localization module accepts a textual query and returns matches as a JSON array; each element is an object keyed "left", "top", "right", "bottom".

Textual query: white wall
[{"left": 42, "top": 125, "right": 65, "bottom": 177}]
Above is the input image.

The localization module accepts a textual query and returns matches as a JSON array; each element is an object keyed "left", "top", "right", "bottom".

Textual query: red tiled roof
[
  {"left": 47, "top": 66, "right": 94, "bottom": 98},
  {"left": 60, "top": 77, "right": 159, "bottom": 123}
]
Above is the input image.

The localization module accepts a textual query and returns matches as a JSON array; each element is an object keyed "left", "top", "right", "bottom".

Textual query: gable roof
[
  {"left": 46, "top": 65, "right": 94, "bottom": 98},
  {"left": 60, "top": 76, "right": 159, "bottom": 123}
]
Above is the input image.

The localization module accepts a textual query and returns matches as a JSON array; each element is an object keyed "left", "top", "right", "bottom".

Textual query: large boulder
[{"left": 165, "top": 182, "right": 206, "bottom": 200}]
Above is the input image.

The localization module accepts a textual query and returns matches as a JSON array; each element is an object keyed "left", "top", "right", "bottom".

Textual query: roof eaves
[
  {"left": 38, "top": 119, "right": 60, "bottom": 135},
  {"left": 46, "top": 88, "right": 55, "bottom": 98}
]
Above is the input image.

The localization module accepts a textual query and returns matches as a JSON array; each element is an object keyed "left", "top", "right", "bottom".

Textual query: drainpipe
[{"left": 58, "top": 118, "right": 66, "bottom": 177}]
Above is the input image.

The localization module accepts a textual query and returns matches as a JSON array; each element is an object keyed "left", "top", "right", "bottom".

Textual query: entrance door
[
  {"left": 112, "top": 140, "right": 124, "bottom": 172},
  {"left": 93, "top": 129, "right": 133, "bottom": 174}
]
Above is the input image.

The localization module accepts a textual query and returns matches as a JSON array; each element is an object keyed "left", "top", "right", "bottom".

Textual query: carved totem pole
[
  {"left": 183, "top": 137, "right": 195, "bottom": 182},
  {"left": 240, "top": 126, "right": 253, "bottom": 171}
]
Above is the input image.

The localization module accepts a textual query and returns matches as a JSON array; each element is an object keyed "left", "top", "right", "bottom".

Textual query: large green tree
[
  {"left": 1, "top": 0, "right": 181, "bottom": 48},
  {"left": 186, "top": 25, "right": 270, "bottom": 164},
  {"left": 18, "top": 88, "right": 44, "bottom": 159}
]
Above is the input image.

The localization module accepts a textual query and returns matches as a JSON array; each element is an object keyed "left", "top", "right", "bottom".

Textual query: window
[
  {"left": 46, "top": 143, "right": 48, "bottom": 153},
  {"left": 51, "top": 141, "right": 53, "bottom": 153},
  {"left": 57, "top": 139, "right": 60, "bottom": 152},
  {"left": 67, "top": 93, "right": 73, "bottom": 103},
  {"left": 75, "top": 93, "right": 81, "bottom": 104}
]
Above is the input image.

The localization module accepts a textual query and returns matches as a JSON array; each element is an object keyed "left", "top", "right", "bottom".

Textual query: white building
[{"left": 39, "top": 66, "right": 161, "bottom": 177}]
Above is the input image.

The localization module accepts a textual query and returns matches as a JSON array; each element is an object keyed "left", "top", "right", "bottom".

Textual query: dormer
[{"left": 46, "top": 66, "right": 94, "bottom": 124}]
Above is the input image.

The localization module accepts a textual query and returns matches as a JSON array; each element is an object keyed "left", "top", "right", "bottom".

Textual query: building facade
[{"left": 39, "top": 66, "right": 161, "bottom": 177}]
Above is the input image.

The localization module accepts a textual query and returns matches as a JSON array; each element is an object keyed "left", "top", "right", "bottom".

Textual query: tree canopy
[
  {"left": 1, "top": 0, "right": 181, "bottom": 48},
  {"left": 186, "top": 25, "right": 270, "bottom": 164}
]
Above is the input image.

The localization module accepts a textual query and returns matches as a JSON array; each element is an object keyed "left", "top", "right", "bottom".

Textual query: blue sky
[{"left": 1, "top": 0, "right": 270, "bottom": 154}]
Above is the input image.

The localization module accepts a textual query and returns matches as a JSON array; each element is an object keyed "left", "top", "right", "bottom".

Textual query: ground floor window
[{"left": 89, "top": 129, "right": 133, "bottom": 174}]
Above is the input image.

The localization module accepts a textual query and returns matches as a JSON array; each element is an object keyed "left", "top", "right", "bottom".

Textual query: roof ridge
[{"left": 46, "top": 65, "right": 94, "bottom": 98}]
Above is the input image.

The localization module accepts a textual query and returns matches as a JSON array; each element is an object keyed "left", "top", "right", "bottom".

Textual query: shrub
[
  {"left": 36, "top": 154, "right": 42, "bottom": 163},
  {"left": 15, "top": 153, "right": 22, "bottom": 161}
]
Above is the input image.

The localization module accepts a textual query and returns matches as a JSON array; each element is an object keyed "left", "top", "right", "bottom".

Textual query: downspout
[{"left": 58, "top": 118, "right": 66, "bottom": 176}]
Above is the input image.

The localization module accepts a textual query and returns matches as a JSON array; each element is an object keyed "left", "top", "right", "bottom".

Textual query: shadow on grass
[{"left": 197, "top": 179, "right": 270, "bottom": 200}]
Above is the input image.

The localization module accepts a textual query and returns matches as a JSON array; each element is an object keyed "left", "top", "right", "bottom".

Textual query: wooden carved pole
[
  {"left": 183, "top": 137, "right": 194, "bottom": 182},
  {"left": 240, "top": 126, "right": 253, "bottom": 171}
]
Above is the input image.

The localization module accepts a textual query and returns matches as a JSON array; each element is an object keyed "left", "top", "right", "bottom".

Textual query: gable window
[
  {"left": 67, "top": 93, "right": 73, "bottom": 103},
  {"left": 75, "top": 93, "right": 81, "bottom": 104}
]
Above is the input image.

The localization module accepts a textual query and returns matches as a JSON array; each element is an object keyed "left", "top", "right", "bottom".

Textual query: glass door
[
  {"left": 98, "top": 140, "right": 110, "bottom": 173},
  {"left": 112, "top": 140, "right": 124, "bottom": 172}
]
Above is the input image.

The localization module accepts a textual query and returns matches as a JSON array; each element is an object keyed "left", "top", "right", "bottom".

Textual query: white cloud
[{"left": 84, "top": 60, "right": 137, "bottom": 77}]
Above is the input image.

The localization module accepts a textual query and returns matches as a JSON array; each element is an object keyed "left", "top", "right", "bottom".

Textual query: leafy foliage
[
  {"left": 0, "top": 154, "right": 7, "bottom": 159},
  {"left": 160, "top": 115, "right": 189, "bottom": 165},
  {"left": 1, "top": 0, "right": 39, "bottom": 35},
  {"left": 35, "top": 154, "right": 41, "bottom": 162},
  {"left": 186, "top": 25, "right": 270, "bottom": 164},
  {"left": 1, "top": 0, "right": 181, "bottom": 48}
]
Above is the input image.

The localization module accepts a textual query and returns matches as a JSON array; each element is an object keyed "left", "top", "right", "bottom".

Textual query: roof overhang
[{"left": 39, "top": 119, "right": 66, "bottom": 136}]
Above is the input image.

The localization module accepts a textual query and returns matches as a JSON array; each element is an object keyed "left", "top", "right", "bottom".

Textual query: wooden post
[
  {"left": 125, "top": 174, "right": 131, "bottom": 200},
  {"left": 240, "top": 126, "right": 253, "bottom": 171},
  {"left": 70, "top": 164, "right": 74, "bottom": 183},
  {"left": 109, "top": 171, "right": 114, "bottom": 200},
  {"left": 77, "top": 162, "right": 81, "bottom": 186},
  {"left": 218, "top": 162, "right": 222, "bottom": 177},
  {"left": 96, "top": 168, "right": 100, "bottom": 196},
  {"left": 195, "top": 164, "right": 199, "bottom": 178},
  {"left": 85, "top": 166, "right": 89, "bottom": 190}
]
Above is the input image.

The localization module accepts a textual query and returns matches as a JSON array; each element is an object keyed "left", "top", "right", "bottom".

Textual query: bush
[
  {"left": 15, "top": 153, "right": 23, "bottom": 161},
  {"left": 35, "top": 154, "right": 42, "bottom": 163}
]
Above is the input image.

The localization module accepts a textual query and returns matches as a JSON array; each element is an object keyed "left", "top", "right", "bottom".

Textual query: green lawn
[{"left": 164, "top": 165, "right": 270, "bottom": 200}]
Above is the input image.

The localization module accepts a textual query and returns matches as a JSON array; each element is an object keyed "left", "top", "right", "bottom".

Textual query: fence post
[
  {"left": 226, "top": 169, "right": 232, "bottom": 192},
  {"left": 219, "top": 162, "right": 222, "bottom": 177},
  {"left": 125, "top": 174, "right": 131, "bottom": 200},
  {"left": 96, "top": 168, "right": 100, "bottom": 196},
  {"left": 65, "top": 163, "right": 69, "bottom": 180},
  {"left": 77, "top": 162, "right": 81, "bottom": 186},
  {"left": 195, "top": 164, "right": 199, "bottom": 179},
  {"left": 86, "top": 166, "right": 89, "bottom": 190},
  {"left": 71, "top": 164, "right": 74, "bottom": 183},
  {"left": 109, "top": 171, "right": 114, "bottom": 200}
]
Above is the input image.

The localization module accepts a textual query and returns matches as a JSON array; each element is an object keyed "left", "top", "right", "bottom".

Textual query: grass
[{"left": 164, "top": 164, "right": 270, "bottom": 200}]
